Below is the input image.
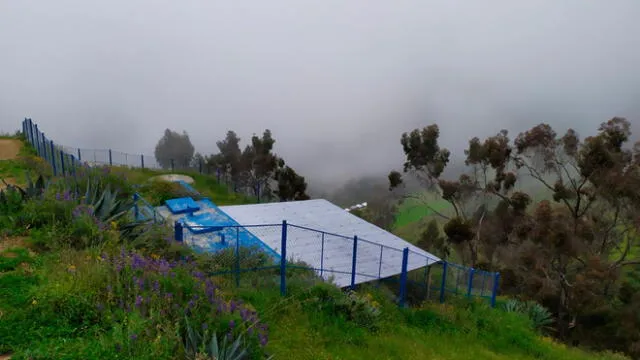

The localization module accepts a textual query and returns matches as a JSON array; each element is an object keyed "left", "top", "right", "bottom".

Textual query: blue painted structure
[
  {"left": 164, "top": 195, "right": 280, "bottom": 261},
  {"left": 165, "top": 197, "right": 200, "bottom": 214}
]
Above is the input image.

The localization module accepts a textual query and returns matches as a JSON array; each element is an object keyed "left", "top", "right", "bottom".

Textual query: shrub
[
  {"left": 502, "top": 298, "right": 555, "bottom": 334},
  {"left": 302, "top": 282, "right": 382, "bottom": 332},
  {"left": 139, "top": 180, "right": 197, "bottom": 206}
]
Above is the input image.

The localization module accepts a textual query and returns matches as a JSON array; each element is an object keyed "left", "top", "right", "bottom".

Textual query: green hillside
[{"left": 0, "top": 137, "right": 629, "bottom": 360}]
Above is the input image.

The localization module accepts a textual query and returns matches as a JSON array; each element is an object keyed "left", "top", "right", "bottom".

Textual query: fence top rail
[
  {"left": 444, "top": 261, "right": 498, "bottom": 276},
  {"left": 184, "top": 223, "right": 284, "bottom": 229},
  {"left": 287, "top": 223, "right": 351, "bottom": 240},
  {"left": 406, "top": 249, "right": 442, "bottom": 263},
  {"left": 288, "top": 223, "right": 411, "bottom": 253}
]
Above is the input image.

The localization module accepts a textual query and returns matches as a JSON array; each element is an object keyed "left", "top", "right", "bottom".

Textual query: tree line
[
  {"left": 153, "top": 128, "right": 309, "bottom": 202},
  {"left": 389, "top": 118, "right": 640, "bottom": 357}
]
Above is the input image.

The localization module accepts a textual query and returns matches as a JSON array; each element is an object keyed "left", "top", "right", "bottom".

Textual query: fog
[{"left": 1, "top": 1, "right": 639, "bottom": 191}]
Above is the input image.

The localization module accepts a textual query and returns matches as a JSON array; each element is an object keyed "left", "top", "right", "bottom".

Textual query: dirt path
[
  {"left": 0, "top": 139, "right": 22, "bottom": 191},
  {"left": 0, "top": 139, "right": 22, "bottom": 161}
]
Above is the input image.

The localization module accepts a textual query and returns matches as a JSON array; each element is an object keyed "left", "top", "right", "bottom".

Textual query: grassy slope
[{"left": 0, "top": 137, "right": 629, "bottom": 360}]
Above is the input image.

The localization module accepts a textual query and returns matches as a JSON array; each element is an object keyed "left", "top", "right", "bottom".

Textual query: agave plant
[
  {"left": 0, "top": 183, "right": 23, "bottom": 215},
  {"left": 79, "top": 179, "right": 134, "bottom": 223},
  {"left": 503, "top": 298, "right": 525, "bottom": 313},
  {"left": 525, "top": 301, "right": 554, "bottom": 334},
  {"left": 184, "top": 316, "right": 252, "bottom": 360},
  {"left": 1, "top": 173, "right": 47, "bottom": 201},
  {"left": 502, "top": 298, "right": 554, "bottom": 334}
]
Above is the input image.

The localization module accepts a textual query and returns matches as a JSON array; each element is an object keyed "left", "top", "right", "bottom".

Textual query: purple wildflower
[
  {"left": 192, "top": 271, "right": 205, "bottom": 280},
  {"left": 229, "top": 320, "right": 235, "bottom": 329},
  {"left": 259, "top": 334, "right": 268, "bottom": 347},
  {"left": 131, "top": 253, "right": 146, "bottom": 270},
  {"left": 130, "top": 333, "right": 137, "bottom": 341},
  {"left": 136, "top": 277, "right": 145, "bottom": 290},
  {"left": 153, "top": 280, "right": 160, "bottom": 292},
  {"left": 135, "top": 295, "right": 143, "bottom": 307}
]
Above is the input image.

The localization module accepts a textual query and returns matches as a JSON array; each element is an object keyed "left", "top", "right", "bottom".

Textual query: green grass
[
  {"left": 393, "top": 194, "right": 452, "bottom": 229},
  {"left": 109, "top": 165, "right": 255, "bottom": 206},
  {"left": 0, "top": 253, "right": 628, "bottom": 360},
  {"left": 0, "top": 138, "right": 42, "bottom": 185}
]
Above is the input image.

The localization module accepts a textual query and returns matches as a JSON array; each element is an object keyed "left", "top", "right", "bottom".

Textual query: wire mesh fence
[
  {"left": 172, "top": 221, "right": 500, "bottom": 307},
  {"left": 21, "top": 118, "right": 247, "bottom": 194}
]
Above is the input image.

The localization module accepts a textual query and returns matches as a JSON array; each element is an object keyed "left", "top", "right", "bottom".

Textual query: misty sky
[{"left": 2, "top": 1, "right": 640, "bottom": 189}]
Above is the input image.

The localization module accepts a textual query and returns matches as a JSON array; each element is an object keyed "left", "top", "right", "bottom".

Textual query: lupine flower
[
  {"left": 259, "top": 334, "right": 268, "bottom": 347},
  {"left": 136, "top": 277, "right": 145, "bottom": 290},
  {"left": 135, "top": 295, "right": 143, "bottom": 308},
  {"left": 229, "top": 320, "right": 235, "bottom": 329},
  {"left": 130, "top": 333, "right": 137, "bottom": 341}
]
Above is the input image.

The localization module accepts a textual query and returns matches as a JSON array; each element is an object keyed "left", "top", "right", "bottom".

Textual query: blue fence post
[
  {"left": 350, "top": 235, "right": 358, "bottom": 291},
  {"left": 50, "top": 141, "right": 57, "bottom": 176},
  {"left": 141, "top": 154, "right": 145, "bottom": 169},
  {"left": 377, "top": 245, "right": 384, "bottom": 288},
  {"left": 30, "top": 119, "right": 36, "bottom": 145},
  {"left": 108, "top": 149, "right": 113, "bottom": 166},
  {"left": 399, "top": 247, "right": 409, "bottom": 307},
  {"left": 77, "top": 148, "right": 82, "bottom": 162},
  {"left": 235, "top": 227, "right": 240, "bottom": 287},
  {"left": 490, "top": 272, "right": 501, "bottom": 308},
  {"left": 174, "top": 221, "right": 183, "bottom": 242},
  {"left": 467, "top": 268, "right": 475, "bottom": 298},
  {"left": 70, "top": 155, "right": 76, "bottom": 176},
  {"left": 440, "top": 261, "right": 448, "bottom": 303},
  {"left": 220, "top": 233, "right": 226, "bottom": 245},
  {"left": 423, "top": 257, "right": 429, "bottom": 292},
  {"left": 320, "top": 232, "right": 325, "bottom": 278},
  {"left": 21, "top": 120, "right": 26, "bottom": 139},
  {"left": 280, "top": 220, "right": 288, "bottom": 296},
  {"left": 60, "top": 150, "right": 66, "bottom": 175},
  {"left": 40, "top": 133, "right": 46, "bottom": 161},
  {"left": 133, "top": 193, "right": 140, "bottom": 220},
  {"left": 25, "top": 118, "right": 33, "bottom": 145},
  {"left": 34, "top": 124, "right": 41, "bottom": 156}
]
